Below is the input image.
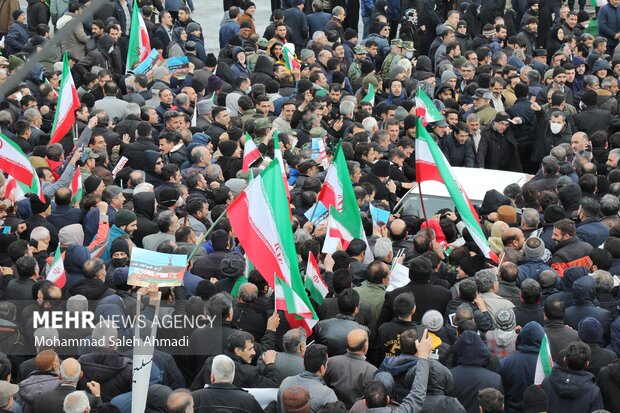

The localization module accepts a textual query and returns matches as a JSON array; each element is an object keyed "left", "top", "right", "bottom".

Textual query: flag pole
[{"left": 186, "top": 210, "right": 228, "bottom": 264}]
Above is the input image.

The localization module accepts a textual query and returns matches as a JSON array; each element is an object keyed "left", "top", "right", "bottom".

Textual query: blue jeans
[{"left": 362, "top": 15, "right": 371, "bottom": 38}]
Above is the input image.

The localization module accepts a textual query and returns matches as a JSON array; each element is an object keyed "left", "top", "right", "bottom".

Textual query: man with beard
[
  {"left": 101, "top": 209, "right": 137, "bottom": 261},
  {"left": 537, "top": 67, "right": 574, "bottom": 105},
  {"left": 515, "top": 16, "right": 538, "bottom": 57}
]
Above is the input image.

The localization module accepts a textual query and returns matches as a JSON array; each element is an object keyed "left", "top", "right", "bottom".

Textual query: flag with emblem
[
  {"left": 47, "top": 244, "right": 66, "bottom": 288},
  {"left": 126, "top": 0, "right": 152, "bottom": 73},
  {"left": 0, "top": 133, "right": 45, "bottom": 202},
  {"left": 304, "top": 251, "right": 328, "bottom": 305},
  {"left": 50, "top": 52, "right": 80, "bottom": 145}
]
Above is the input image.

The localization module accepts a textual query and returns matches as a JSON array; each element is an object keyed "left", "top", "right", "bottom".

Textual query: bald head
[
  {"left": 167, "top": 389, "right": 193, "bottom": 413},
  {"left": 347, "top": 328, "right": 369, "bottom": 354},
  {"left": 238, "top": 283, "right": 258, "bottom": 304},
  {"left": 55, "top": 187, "right": 73, "bottom": 206},
  {"left": 390, "top": 219, "right": 407, "bottom": 240},
  {"left": 502, "top": 227, "right": 525, "bottom": 250},
  {"left": 59, "top": 358, "right": 81, "bottom": 384}
]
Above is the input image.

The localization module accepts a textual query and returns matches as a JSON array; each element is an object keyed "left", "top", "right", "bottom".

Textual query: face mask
[
  {"left": 109, "top": 46, "right": 114, "bottom": 53},
  {"left": 579, "top": 101, "right": 584, "bottom": 110},
  {"left": 244, "top": 86, "right": 252, "bottom": 95},
  {"left": 406, "top": 51, "right": 414, "bottom": 59},
  {"left": 550, "top": 123, "right": 563, "bottom": 134},
  {"left": 177, "top": 196, "right": 184, "bottom": 207},
  {"left": 112, "top": 258, "right": 128, "bottom": 268},
  {"left": 14, "top": 92, "right": 22, "bottom": 102}
]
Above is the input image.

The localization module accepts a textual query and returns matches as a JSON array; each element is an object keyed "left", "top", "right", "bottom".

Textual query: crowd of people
[{"left": 2, "top": 0, "right": 620, "bottom": 412}]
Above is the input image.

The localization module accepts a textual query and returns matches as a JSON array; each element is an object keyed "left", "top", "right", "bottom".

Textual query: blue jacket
[
  {"left": 542, "top": 366, "right": 603, "bottom": 413},
  {"left": 219, "top": 19, "right": 240, "bottom": 49},
  {"left": 164, "top": 0, "right": 193, "bottom": 12},
  {"left": 48, "top": 204, "right": 84, "bottom": 231},
  {"left": 386, "top": 0, "right": 401, "bottom": 21},
  {"left": 113, "top": 0, "right": 132, "bottom": 35},
  {"left": 498, "top": 322, "right": 544, "bottom": 413},
  {"left": 307, "top": 11, "right": 331, "bottom": 37},
  {"left": 598, "top": 3, "right": 620, "bottom": 47},
  {"left": 361, "top": 0, "right": 375, "bottom": 17},
  {"left": 516, "top": 260, "right": 557, "bottom": 287},
  {"left": 564, "top": 276, "right": 613, "bottom": 345},
  {"left": 64, "top": 244, "right": 91, "bottom": 290},
  {"left": 576, "top": 217, "right": 610, "bottom": 248},
  {"left": 5, "top": 23, "right": 29, "bottom": 56},
  {"left": 362, "top": 33, "right": 390, "bottom": 58},
  {"left": 102, "top": 225, "right": 130, "bottom": 261},
  {"left": 549, "top": 266, "right": 588, "bottom": 308}
]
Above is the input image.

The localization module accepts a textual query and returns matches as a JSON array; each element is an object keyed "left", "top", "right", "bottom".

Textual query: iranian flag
[
  {"left": 126, "top": 0, "right": 151, "bottom": 73},
  {"left": 275, "top": 276, "right": 318, "bottom": 335},
  {"left": 415, "top": 88, "right": 444, "bottom": 126},
  {"left": 227, "top": 160, "right": 317, "bottom": 334},
  {"left": 304, "top": 251, "right": 328, "bottom": 305},
  {"left": 318, "top": 144, "right": 373, "bottom": 261},
  {"left": 242, "top": 132, "right": 261, "bottom": 172},
  {"left": 49, "top": 53, "right": 80, "bottom": 145},
  {"left": 360, "top": 83, "right": 375, "bottom": 105},
  {"left": 534, "top": 334, "right": 554, "bottom": 385},
  {"left": 47, "top": 244, "right": 66, "bottom": 288},
  {"left": 415, "top": 118, "right": 495, "bottom": 261},
  {"left": 4, "top": 177, "right": 27, "bottom": 203},
  {"left": 283, "top": 43, "right": 300, "bottom": 73},
  {"left": 273, "top": 131, "right": 291, "bottom": 201},
  {"left": 0, "top": 134, "right": 45, "bottom": 202},
  {"left": 70, "top": 168, "right": 83, "bottom": 205},
  {"left": 322, "top": 206, "right": 354, "bottom": 253}
]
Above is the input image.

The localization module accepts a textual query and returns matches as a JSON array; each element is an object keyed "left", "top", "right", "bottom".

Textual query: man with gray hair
[
  {"left": 270, "top": 327, "right": 306, "bottom": 379},
  {"left": 233, "top": 283, "right": 267, "bottom": 341},
  {"left": 78, "top": 321, "right": 132, "bottom": 402},
  {"left": 22, "top": 107, "right": 45, "bottom": 146},
  {"left": 591, "top": 270, "right": 619, "bottom": 317},
  {"left": 530, "top": 156, "right": 560, "bottom": 192},
  {"left": 63, "top": 391, "right": 90, "bottom": 413},
  {"left": 607, "top": 148, "right": 620, "bottom": 169},
  {"left": 191, "top": 354, "right": 263, "bottom": 412},
  {"left": 520, "top": 208, "right": 541, "bottom": 238},
  {"left": 600, "top": 194, "right": 620, "bottom": 228},
  {"left": 475, "top": 269, "right": 515, "bottom": 321},
  {"left": 33, "top": 358, "right": 102, "bottom": 413}
]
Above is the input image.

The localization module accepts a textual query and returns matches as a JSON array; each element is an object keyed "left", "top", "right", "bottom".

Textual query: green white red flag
[
  {"left": 534, "top": 334, "right": 553, "bottom": 385},
  {"left": 304, "top": 251, "right": 328, "bottom": 305},
  {"left": 126, "top": 0, "right": 151, "bottom": 73},
  {"left": 47, "top": 244, "right": 66, "bottom": 288},
  {"left": 415, "top": 88, "right": 444, "bottom": 126},
  {"left": 415, "top": 118, "right": 495, "bottom": 261},
  {"left": 0, "top": 133, "right": 45, "bottom": 202},
  {"left": 317, "top": 143, "right": 373, "bottom": 261},
  {"left": 273, "top": 131, "right": 291, "bottom": 202},
  {"left": 4, "top": 177, "right": 27, "bottom": 203},
  {"left": 49, "top": 52, "right": 81, "bottom": 145},
  {"left": 227, "top": 160, "right": 317, "bottom": 335},
  {"left": 242, "top": 132, "right": 261, "bottom": 172},
  {"left": 322, "top": 206, "right": 354, "bottom": 253},
  {"left": 70, "top": 167, "right": 83, "bottom": 205},
  {"left": 283, "top": 43, "right": 300, "bottom": 73},
  {"left": 361, "top": 83, "right": 375, "bottom": 105}
]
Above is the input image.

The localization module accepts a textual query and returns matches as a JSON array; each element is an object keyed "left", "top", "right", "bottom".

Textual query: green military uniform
[
  {"left": 473, "top": 88, "right": 497, "bottom": 127},
  {"left": 348, "top": 44, "right": 368, "bottom": 81},
  {"left": 381, "top": 38, "right": 404, "bottom": 80}
]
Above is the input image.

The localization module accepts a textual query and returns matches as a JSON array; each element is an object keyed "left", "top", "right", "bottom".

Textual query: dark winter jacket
[
  {"left": 379, "top": 354, "right": 419, "bottom": 402},
  {"left": 564, "top": 276, "right": 612, "bottom": 345},
  {"left": 79, "top": 348, "right": 132, "bottom": 402},
  {"left": 576, "top": 217, "right": 610, "bottom": 248},
  {"left": 498, "top": 321, "right": 544, "bottom": 413},
  {"left": 477, "top": 125, "right": 522, "bottom": 172},
  {"left": 449, "top": 331, "right": 503, "bottom": 413},
  {"left": 542, "top": 366, "right": 604, "bottom": 413},
  {"left": 132, "top": 192, "right": 159, "bottom": 248},
  {"left": 597, "top": 359, "right": 620, "bottom": 413}
]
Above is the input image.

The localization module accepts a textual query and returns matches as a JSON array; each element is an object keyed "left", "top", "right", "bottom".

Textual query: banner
[
  {"left": 133, "top": 49, "right": 166, "bottom": 81},
  {"left": 166, "top": 56, "right": 190, "bottom": 79},
  {"left": 127, "top": 247, "right": 187, "bottom": 287}
]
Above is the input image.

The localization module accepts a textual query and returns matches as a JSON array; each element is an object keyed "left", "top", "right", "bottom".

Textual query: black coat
[
  {"left": 32, "top": 384, "right": 100, "bottom": 413},
  {"left": 26, "top": 0, "right": 50, "bottom": 33},
  {"left": 544, "top": 319, "right": 580, "bottom": 364},
  {"left": 440, "top": 134, "right": 476, "bottom": 167},
  {"left": 379, "top": 281, "right": 452, "bottom": 325},
  {"left": 359, "top": 173, "right": 397, "bottom": 210},
  {"left": 542, "top": 366, "right": 604, "bottom": 412},
  {"left": 192, "top": 383, "right": 264, "bottom": 413},
  {"left": 79, "top": 348, "right": 132, "bottom": 402},
  {"left": 477, "top": 125, "right": 522, "bottom": 172},
  {"left": 193, "top": 350, "right": 281, "bottom": 390},
  {"left": 573, "top": 106, "right": 615, "bottom": 136},
  {"left": 122, "top": 138, "right": 159, "bottom": 170},
  {"left": 597, "top": 359, "right": 620, "bottom": 413}
]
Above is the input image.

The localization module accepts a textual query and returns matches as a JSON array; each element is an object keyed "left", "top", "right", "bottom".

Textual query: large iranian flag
[
  {"left": 415, "top": 118, "right": 495, "bottom": 261},
  {"left": 0, "top": 134, "right": 45, "bottom": 202},
  {"left": 415, "top": 88, "right": 444, "bottom": 126},
  {"left": 273, "top": 131, "right": 291, "bottom": 201},
  {"left": 126, "top": 0, "right": 151, "bottom": 73},
  {"left": 49, "top": 53, "right": 80, "bottom": 145},
  {"left": 283, "top": 44, "right": 300, "bottom": 73},
  {"left": 47, "top": 244, "right": 66, "bottom": 288},
  {"left": 227, "top": 160, "right": 317, "bottom": 334},
  {"left": 318, "top": 144, "right": 373, "bottom": 261}
]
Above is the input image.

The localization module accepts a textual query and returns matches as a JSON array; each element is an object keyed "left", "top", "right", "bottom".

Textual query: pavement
[{"left": 193, "top": 0, "right": 273, "bottom": 55}]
